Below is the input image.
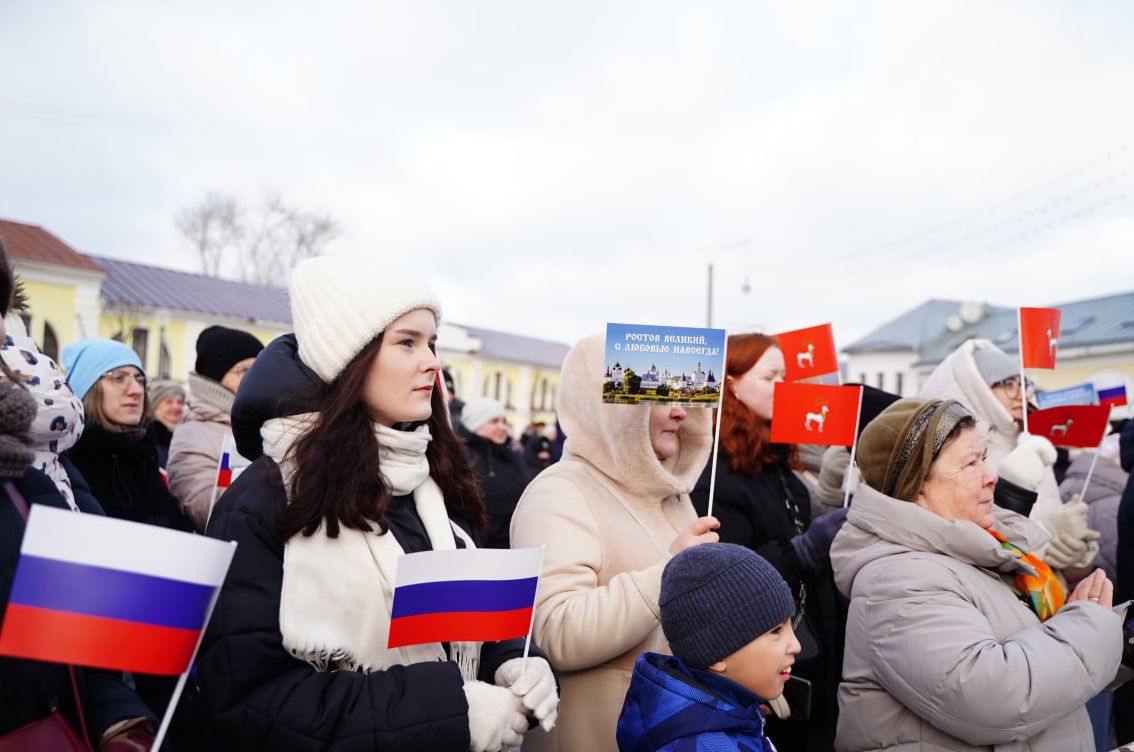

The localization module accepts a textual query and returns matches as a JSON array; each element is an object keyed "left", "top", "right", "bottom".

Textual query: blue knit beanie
[
  {"left": 660, "top": 543, "right": 796, "bottom": 669},
  {"left": 61, "top": 338, "right": 145, "bottom": 400}
]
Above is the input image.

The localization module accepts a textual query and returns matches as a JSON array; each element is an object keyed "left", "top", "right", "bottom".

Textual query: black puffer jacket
[
  {"left": 199, "top": 332, "right": 543, "bottom": 750},
  {"left": 1, "top": 466, "right": 155, "bottom": 741},
  {"left": 462, "top": 431, "right": 534, "bottom": 548},
  {"left": 66, "top": 424, "right": 190, "bottom": 532}
]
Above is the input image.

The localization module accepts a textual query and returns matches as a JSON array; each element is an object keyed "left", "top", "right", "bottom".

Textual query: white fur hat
[{"left": 289, "top": 256, "right": 441, "bottom": 383}]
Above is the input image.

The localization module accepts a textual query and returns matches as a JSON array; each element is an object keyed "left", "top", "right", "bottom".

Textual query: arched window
[
  {"left": 494, "top": 372, "right": 503, "bottom": 401},
  {"left": 158, "top": 337, "right": 173, "bottom": 379},
  {"left": 505, "top": 380, "right": 513, "bottom": 409},
  {"left": 540, "top": 378, "right": 549, "bottom": 410},
  {"left": 41, "top": 322, "right": 59, "bottom": 361},
  {"left": 131, "top": 328, "right": 149, "bottom": 365}
]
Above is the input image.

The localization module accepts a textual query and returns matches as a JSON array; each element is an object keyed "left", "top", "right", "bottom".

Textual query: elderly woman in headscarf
[
  {"left": 831, "top": 397, "right": 1128, "bottom": 752},
  {"left": 920, "top": 339, "right": 1099, "bottom": 570}
]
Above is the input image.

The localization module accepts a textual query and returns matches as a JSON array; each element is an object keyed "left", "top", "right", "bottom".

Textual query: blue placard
[
  {"left": 603, "top": 323, "right": 727, "bottom": 407},
  {"left": 1035, "top": 383, "right": 1097, "bottom": 409}
]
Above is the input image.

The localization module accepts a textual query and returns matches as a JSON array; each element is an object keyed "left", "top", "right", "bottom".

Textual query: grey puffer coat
[{"left": 831, "top": 484, "right": 1125, "bottom": 751}]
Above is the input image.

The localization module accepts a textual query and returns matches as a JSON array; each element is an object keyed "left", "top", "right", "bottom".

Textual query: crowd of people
[{"left": 3, "top": 237, "right": 1134, "bottom": 751}]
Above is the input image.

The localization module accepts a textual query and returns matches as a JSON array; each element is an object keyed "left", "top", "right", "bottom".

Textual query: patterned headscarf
[
  {"left": 857, "top": 397, "right": 973, "bottom": 502},
  {"left": 1, "top": 334, "right": 85, "bottom": 509}
]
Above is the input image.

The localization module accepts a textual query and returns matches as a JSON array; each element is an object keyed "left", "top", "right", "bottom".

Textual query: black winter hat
[
  {"left": 660, "top": 543, "right": 795, "bottom": 669},
  {"left": 195, "top": 326, "right": 264, "bottom": 383}
]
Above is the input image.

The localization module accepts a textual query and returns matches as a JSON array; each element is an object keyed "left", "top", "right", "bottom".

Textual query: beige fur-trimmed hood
[{"left": 557, "top": 334, "right": 712, "bottom": 503}]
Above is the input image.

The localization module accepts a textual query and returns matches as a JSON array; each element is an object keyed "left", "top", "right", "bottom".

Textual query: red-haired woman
[
  {"left": 196, "top": 257, "right": 557, "bottom": 752},
  {"left": 691, "top": 332, "right": 845, "bottom": 751}
]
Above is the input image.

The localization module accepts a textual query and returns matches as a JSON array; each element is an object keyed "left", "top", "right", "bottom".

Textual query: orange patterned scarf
[{"left": 987, "top": 528, "right": 1066, "bottom": 621}]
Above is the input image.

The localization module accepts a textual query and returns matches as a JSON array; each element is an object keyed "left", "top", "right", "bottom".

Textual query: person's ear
[{"left": 708, "top": 659, "right": 727, "bottom": 674}]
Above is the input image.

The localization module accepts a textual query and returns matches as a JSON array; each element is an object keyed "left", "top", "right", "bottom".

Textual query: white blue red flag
[
  {"left": 0, "top": 506, "right": 236, "bottom": 675},
  {"left": 1097, "top": 384, "right": 1128, "bottom": 409},
  {"left": 211, "top": 433, "right": 251, "bottom": 509},
  {"left": 388, "top": 547, "right": 542, "bottom": 649}
]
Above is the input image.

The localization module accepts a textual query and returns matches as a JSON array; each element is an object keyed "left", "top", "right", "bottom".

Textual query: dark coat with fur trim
[{"left": 198, "top": 332, "right": 544, "bottom": 750}]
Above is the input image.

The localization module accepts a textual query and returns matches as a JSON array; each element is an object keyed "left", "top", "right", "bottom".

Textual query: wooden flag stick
[
  {"left": 521, "top": 545, "right": 547, "bottom": 668},
  {"left": 152, "top": 540, "right": 237, "bottom": 751},
  {"left": 844, "top": 386, "right": 865, "bottom": 508},
  {"left": 1017, "top": 308, "right": 1030, "bottom": 436},
  {"left": 705, "top": 335, "right": 731, "bottom": 520},
  {"left": 1077, "top": 422, "right": 1110, "bottom": 504}
]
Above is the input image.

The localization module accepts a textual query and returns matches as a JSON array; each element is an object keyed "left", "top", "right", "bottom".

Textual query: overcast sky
[{"left": 2, "top": 1, "right": 1131, "bottom": 350}]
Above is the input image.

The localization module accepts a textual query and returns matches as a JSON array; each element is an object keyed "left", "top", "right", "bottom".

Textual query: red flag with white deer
[
  {"left": 1027, "top": 405, "right": 1110, "bottom": 448},
  {"left": 777, "top": 323, "right": 838, "bottom": 381},
  {"left": 770, "top": 382, "right": 861, "bottom": 447},
  {"left": 1019, "top": 307, "right": 1061, "bottom": 369}
]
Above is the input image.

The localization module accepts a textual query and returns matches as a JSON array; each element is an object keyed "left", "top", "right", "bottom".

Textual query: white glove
[
  {"left": 463, "top": 680, "right": 528, "bottom": 752},
  {"left": 1042, "top": 497, "right": 1101, "bottom": 569},
  {"left": 1044, "top": 531, "right": 1090, "bottom": 569},
  {"left": 495, "top": 657, "right": 558, "bottom": 732},
  {"left": 999, "top": 434, "right": 1057, "bottom": 492}
]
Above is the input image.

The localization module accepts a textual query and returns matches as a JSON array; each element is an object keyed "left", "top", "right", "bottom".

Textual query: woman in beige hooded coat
[{"left": 511, "top": 334, "right": 718, "bottom": 752}]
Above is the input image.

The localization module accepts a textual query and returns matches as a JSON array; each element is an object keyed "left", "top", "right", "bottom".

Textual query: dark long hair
[
  {"left": 719, "top": 333, "right": 802, "bottom": 476},
  {"left": 280, "top": 334, "right": 486, "bottom": 540}
]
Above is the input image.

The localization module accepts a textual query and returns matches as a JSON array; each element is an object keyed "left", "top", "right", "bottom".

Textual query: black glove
[{"left": 790, "top": 508, "right": 848, "bottom": 576}]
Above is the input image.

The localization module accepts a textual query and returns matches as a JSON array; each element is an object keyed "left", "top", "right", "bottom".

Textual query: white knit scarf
[{"left": 262, "top": 414, "right": 480, "bottom": 678}]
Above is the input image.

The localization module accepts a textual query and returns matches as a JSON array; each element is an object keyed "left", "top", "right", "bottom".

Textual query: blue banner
[{"left": 1035, "top": 383, "right": 1097, "bottom": 409}]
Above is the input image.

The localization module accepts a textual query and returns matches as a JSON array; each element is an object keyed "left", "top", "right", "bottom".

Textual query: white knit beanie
[{"left": 289, "top": 256, "right": 442, "bottom": 383}]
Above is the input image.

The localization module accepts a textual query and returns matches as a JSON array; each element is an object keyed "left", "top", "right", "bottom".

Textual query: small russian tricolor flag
[
  {"left": 1098, "top": 384, "right": 1128, "bottom": 409},
  {"left": 388, "top": 547, "right": 543, "bottom": 649},
  {"left": 216, "top": 451, "right": 234, "bottom": 490},
  {"left": 0, "top": 506, "right": 236, "bottom": 675}
]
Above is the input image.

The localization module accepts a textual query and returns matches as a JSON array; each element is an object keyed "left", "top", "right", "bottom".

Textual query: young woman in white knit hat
[{"left": 195, "top": 256, "right": 558, "bottom": 751}]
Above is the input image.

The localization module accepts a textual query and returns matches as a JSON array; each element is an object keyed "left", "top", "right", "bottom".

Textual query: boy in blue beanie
[{"left": 616, "top": 543, "right": 800, "bottom": 751}]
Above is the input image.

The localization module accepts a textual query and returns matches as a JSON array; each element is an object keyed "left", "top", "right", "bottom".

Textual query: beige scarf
[{"left": 262, "top": 414, "right": 479, "bottom": 678}]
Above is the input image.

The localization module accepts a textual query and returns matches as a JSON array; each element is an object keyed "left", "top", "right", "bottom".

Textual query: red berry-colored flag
[
  {"left": 1019, "top": 307, "right": 1061, "bottom": 369},
  {"left": 770, "top": 382, "right": 862, "bottom": 447},
  {"left": 777, "top": 323, "right": 838, "bottom": 381},
  {"left": 1027, "top": 405, "right": 1111, "bottom": 448}
]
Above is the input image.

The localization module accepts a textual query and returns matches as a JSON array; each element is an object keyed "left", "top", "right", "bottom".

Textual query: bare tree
[
  {"left": 176, "top": 192, "right": 340, "bottom": 286},
  {"left": 175, "top": 192, "right": 242, "bottom": 277}
]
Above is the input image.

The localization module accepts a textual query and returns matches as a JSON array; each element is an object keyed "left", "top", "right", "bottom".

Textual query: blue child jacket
[{"left": 616, "top": 652, "right": 776, "bottom": 752}]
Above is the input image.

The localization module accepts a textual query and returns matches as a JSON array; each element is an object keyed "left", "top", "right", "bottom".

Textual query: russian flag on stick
[
  {"left": 1097, "top": 384, "right": 1128, "bottom": 409},
  {"left": 388, "top": 547, "right": 543, "bottom": 649},
  {"left": 0, "top": 506, "right": 236, "bottom": 675}
]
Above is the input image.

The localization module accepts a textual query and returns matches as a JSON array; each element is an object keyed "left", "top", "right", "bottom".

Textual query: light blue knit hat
[{"left": 61, "top": 338, "right": 145, "bottom": 400}]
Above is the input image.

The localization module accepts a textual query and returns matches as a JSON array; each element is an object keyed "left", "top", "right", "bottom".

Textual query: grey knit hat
[
  {"left": 147, "top": 380, "right": 186, "bottom": 418},
  {"left": 971, "top": 346, "right": 1018, "bottom": 387},
  {"left": 660, "top": 543, "right": 796, "bottom": 669}
]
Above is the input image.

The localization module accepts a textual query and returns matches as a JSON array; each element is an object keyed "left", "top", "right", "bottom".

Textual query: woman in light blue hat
[
  {"left": 60, "top": 337, "right": 197, "bottom": 744},
  {"left": 61, "top": 338, "right": 190, "bottom": 531}
]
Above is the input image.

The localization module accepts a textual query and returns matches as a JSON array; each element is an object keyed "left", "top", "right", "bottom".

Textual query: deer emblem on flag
[
  {"left": 1046, "top": 329, "right": 1058, "bottom": 359},
  {"left": 1049, "top": 419, "right": 1073, "bottom": 439},
  {"left": 797, "top": 344, "right": 815, "bottom": 369},
  {"left": 804, "top": 404, "right": 829, "bottom": 432}
]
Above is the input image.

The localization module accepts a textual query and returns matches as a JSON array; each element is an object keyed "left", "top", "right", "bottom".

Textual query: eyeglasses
[
  {"left": 101, "top": 369, "right": 147, "bottom": 390},
  {"left": 995, "top": 377, "right": 1034, "bottom": 399}
]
